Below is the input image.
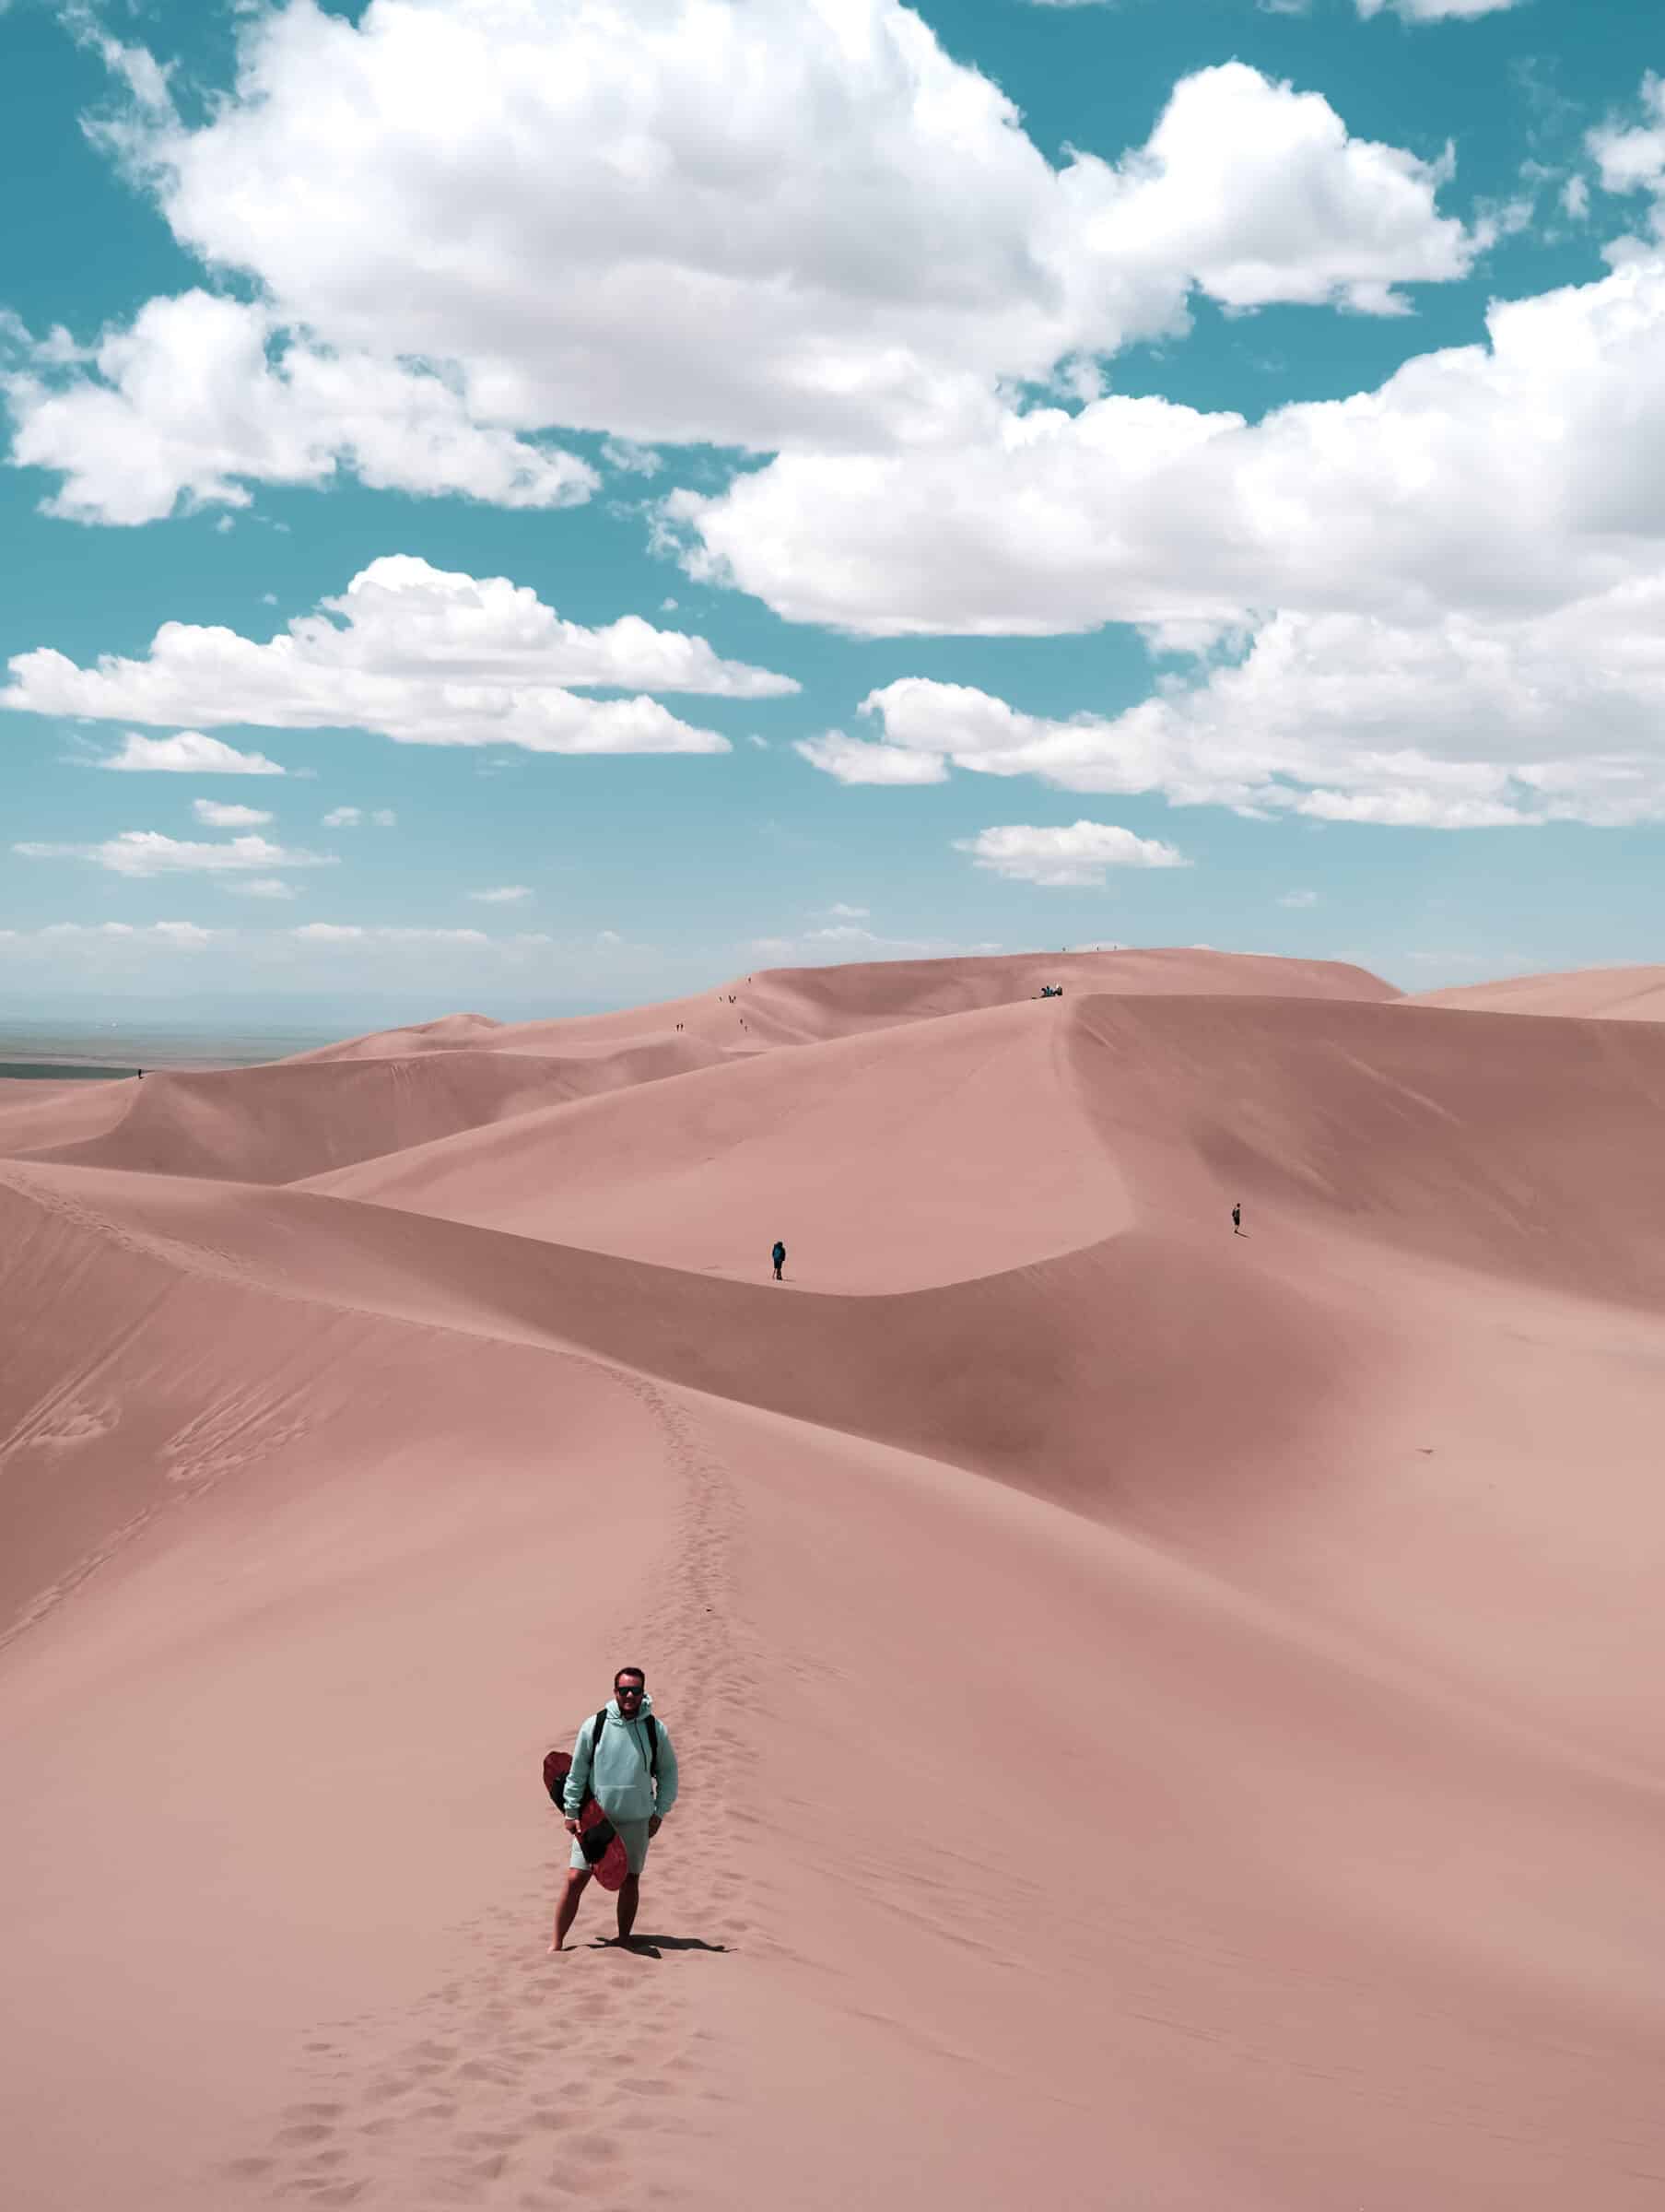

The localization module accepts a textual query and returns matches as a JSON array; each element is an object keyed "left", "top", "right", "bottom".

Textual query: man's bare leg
[
  {"left": 616, "top": 1873, "right": 641, "bottom": 1947},
  {"left": 550, "top": 1865, "right": 591, "bottom": 1952}
]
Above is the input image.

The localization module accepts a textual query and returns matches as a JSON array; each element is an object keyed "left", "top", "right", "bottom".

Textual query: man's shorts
[{"left": 571, "top": 1817, "right": 653, "bottom": 1876}]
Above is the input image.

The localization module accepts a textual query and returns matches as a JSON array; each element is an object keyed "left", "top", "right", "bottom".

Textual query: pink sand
[{"left": 2, "top": 948, "right": 1661, "bottom": 2210}]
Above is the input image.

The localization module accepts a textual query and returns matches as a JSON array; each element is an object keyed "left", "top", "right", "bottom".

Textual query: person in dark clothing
[
  {"left": 1232, "top": 1203, "right": 1243, "bottom": 1235},
  {"left": 771, "top": 1240, "right": 786, "bottom": 1281}
]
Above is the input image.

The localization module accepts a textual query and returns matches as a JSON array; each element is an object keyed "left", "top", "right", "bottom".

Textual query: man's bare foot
[{"left": 548, "top": 1940, "right": 564, "bottom": 1953}]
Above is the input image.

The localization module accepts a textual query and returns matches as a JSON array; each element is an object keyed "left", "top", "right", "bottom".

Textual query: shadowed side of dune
[{"left": 1065, "top": 994, "right": 1665, "bottom": 1309}]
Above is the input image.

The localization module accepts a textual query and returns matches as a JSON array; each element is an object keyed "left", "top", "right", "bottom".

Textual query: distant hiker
[
  {"left": 551, "top": 1668, "right": 679, "bottom": 1953},
  {"left": 1232, "top": 1203, "right": 1242, "bottom": 1235},
  {"left": 771, "top": 1240, "right": 786, "bottom": 1281}
]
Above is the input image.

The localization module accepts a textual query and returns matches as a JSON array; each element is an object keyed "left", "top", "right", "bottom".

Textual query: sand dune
[
  {"left": 1412, "top": 962, "right": 1665, "bottom": 1020},
  {"left": 3, "top": 951, "right": 1663, "bottom": 2211},
  {"left": 13, "top": 1036, "right": 727, "bottom": 1183},
  {"left": 295, "top": 945, "right": 1397, "bottom": 1072},
  {"left": 0, "top": 1073, "right": 136, "bottom": 1156},
  {"left": 278, "top": 1009, "right": 510, "bottom": 1062}
]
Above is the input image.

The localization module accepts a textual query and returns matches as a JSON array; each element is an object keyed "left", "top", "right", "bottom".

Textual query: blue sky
[{"left": 3, "top": 0, "right": 1664, "bottom": 1023}]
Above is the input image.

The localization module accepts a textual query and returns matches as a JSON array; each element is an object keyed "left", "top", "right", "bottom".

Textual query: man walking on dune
[
  {"left": 551, "top": 1668, "right": 679, "bottom": 1953},
  {"left": 771, "top": 1239, "right": 786, "bottom": 1281}
]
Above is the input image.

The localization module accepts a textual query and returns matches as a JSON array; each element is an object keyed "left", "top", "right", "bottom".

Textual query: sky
[{"left": 4, "top": 0, "right": 1665, "bottom": 1025}]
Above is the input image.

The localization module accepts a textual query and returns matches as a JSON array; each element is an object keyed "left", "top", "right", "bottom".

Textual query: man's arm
[
  {"left": 561, "top": 1718, "right": 596, "bottom": 1821},
  {"left": 652, "top": 1726, "right": 680, "bottom": 1822}
]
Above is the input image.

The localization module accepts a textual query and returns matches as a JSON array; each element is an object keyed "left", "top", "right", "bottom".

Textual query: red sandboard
[{"left": 542, "top": 1747, "right": 629, "bottom": 1891}]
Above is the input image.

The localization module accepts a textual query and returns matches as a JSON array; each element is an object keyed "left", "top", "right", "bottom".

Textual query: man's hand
[
  {"left": 564, "top": 1818, "right": 581, "bottom": 1837},
  {"left": 649, "top": 1815, "right": 662, "bottom": 1837}
]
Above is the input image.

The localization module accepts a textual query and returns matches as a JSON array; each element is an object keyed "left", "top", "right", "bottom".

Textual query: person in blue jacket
[
  {"left": 551, "top": 1668, "right": 680, "bottom": 1952},
  {"left": 771, "top": 1239, "right": 786, "bottom": 1281}
]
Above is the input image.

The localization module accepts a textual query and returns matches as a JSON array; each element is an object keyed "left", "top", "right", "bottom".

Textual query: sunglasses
[{"left": 616, "top": 1684, "right": 644, "bottom": 1696}]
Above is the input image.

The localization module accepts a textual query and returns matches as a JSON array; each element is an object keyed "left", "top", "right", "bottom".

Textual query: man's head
[{"left": 615, "top": 1666, "right": 646, "bottom": 1712}]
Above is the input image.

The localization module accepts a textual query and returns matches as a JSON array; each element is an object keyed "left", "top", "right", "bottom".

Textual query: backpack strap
[
  {"left": 589, "top": 1707, "right": 607, "bottom": 1796},
  {"left": 644, "top": 1714, "right": 660, "bottom": 1780}
]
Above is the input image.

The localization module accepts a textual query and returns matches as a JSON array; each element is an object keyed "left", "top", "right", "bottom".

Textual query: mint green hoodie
[{"left": 562, "top": 1693, "right": 679, "bottom": 1825}]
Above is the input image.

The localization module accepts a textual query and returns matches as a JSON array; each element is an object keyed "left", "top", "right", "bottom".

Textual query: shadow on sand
[{"left": 592, "top": 1934, "right": 733, "bottom": 1959}]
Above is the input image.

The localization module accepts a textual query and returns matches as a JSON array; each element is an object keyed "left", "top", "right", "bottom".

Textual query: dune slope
[
  {"left": 18, "top": 1036, "right": 726, "bottom": 1183},
  {"left": 3, "top": 952, "right": 1662, "bottom": 2212},
  {"left": 1412, "top": 963, "right": 1665, "bottom": 1020}
]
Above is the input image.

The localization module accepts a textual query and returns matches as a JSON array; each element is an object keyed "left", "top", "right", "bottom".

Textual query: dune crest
[
  {"left": 1411, "top": 962, "right": 1665, "bottom": 1020},
  {"left": 3, "top": 949, "right": 1662, "bottom": 2211}
]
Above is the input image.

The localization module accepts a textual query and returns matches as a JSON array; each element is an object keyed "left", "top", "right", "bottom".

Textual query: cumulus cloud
[
  {"left": 1355, "top": 0, "right": 1525, "bottom": 18},
  {"left": 672, "top": 264, "right": 1665, "bottom": 640},
  {"left": 1278, "top": 889, "right": 1319, "bottom": 908},
  {"left": 14, "top": 830, "right": 336, "bottom": 877},
  {"left": 4, "top": 556, "right": 791, "bottom": 757},
  {"left": 49, "top": 2, "right": 1475, "bottom": 491},
  {"left": 467, "top": 885, "right": 534, "bottom": 904},
  {"left": 96, "top": 730, "right": 287, "bottom": 774},
  {"left": 793, "top": 731, "right": 947, "bottom": 785},
  {"left": 193, "top": 798, "right": 272, "bottom": 827},
  {"left": 322, "top": 806, "right": 362, "bottom": 828},
  {"left": 834, "top": 577, "right": 1665, "bottom": 828},
  {"left": 1589, "top": 76, "right": 1665, "bottom": 261},
  {"left": 225, "top": 877, "right": 298, "bottom": 900},
  {"left": 4, "top": 291, "right": 597, "bottom": 524},
  {"left": 370, "top": 807, "right": 396, "bottom": 827},
  {"left": 955, "top": 822, "right": 1190, "bottom": 886},
  {"left": 707, "top": 260, "right": 1665, "bottom": 830}
]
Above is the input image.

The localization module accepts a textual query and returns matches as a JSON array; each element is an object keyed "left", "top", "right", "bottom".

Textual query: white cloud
[
  {"left": 14, "top": 830, "right": 336, "bottom": 877},
  {"left": 322, "top": 806, "right": 363, "bottom": 827},
  {"left": 793, "top": 731, "right": 948, "bottom": 785},
  {"left": 1278, "top": 888, "right": 1319, "bottom": 908},
  {"left": 59, "top": 5, "right": 1474, "bottom": 482},
  {"left": 96, "top": 729, "right": 287, "bottom": 774},
  {"left": 290, "top": 924, "right": 490, "bottom": 947},
  {"left": 955, "top": 821, "right": 1190, "bottom": 886},
  {"left": 4, "top": 555, "right": 791, "bottom": 757},
  {"left": 28, "top": 919, "right": 221, "bottom": 946},
  {"left": 370, "top": 807, "right": 396, "bottom": 828},
  {"left": 831, "top": 574, "right": 1665, "bottom": 829},
  {"left": 4, "top": 290, "right": 597, "bottom": 524},
  {"left": 467, "top": 885, "right": 534, "bottom": 904},
  {"left": 225, "top": 877, "right": 298, "bottom": 900},
  {"left": 1355, "top": 0, "right": 1525, "bottom": 18},
  {"left": 826, "top": 902, "right": 870, "bottom": 919},
  {"left": 1589, "top": 76, "right": 1665, "bottom": 262},
  {"left": 700, "top": 260, "right": 1665, "bottom": 829},
  {"left": 1561, "top": 175, "right": 1590, "bottom": 222},
  {"left": 602, "top": 439, "right": 662, "bottom": 477},
  {"left": 193, "top": 797, "right": 273, "bottom": 827},
  {"left": 674, "top": 263, "right": 1665, "bottom": 640},
  {"left": 749, "top": 924, "right": 1003, "bottom": 962}
]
